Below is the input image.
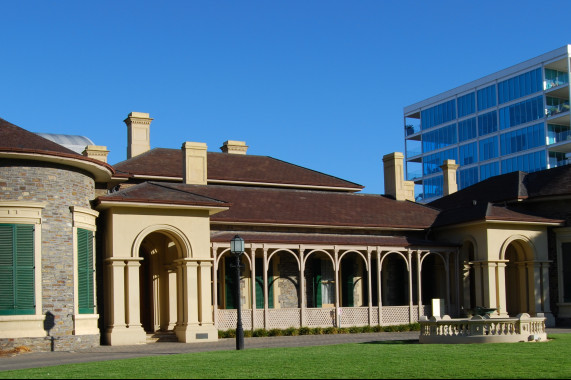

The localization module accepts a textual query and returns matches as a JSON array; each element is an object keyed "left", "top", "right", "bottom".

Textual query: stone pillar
[
  {"left": 174, "top": 259, "right": 205, "bottom": 342},
  {"left": 105, "top": 258, "right": 146, "bottom": 346},
  {"left": 198, "top": 261, "right": 217, "bottom": 338},
  {"left": 472, "top": 262, "right": 483, "bottom": 306},
  {"left": 168, "top": 268, "right": 177, "bottom": 330},
  {"left": 482, "top": 261, "right": 498, "bottom": 310},
  {"left": 495, "top": 261, "right": 509, "bottom": 317},
  {"left": 367, "top": 249, "right": 373, "bottom": 324},
  {"left": 125, "top": 260, "right": 145, "bottom": 334}
]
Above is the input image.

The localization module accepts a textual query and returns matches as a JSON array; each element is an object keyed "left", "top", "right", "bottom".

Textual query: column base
[
  {"left": 105, "top": 325, "right": 146, "bottom": 346},
  {"left": 174, "top": 324, "right": 219, "bottom": 343}
]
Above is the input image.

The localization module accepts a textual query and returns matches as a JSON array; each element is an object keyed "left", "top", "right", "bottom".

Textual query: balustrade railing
[{"left": 419, "top": 313, "right": 547, "bottom": 343}]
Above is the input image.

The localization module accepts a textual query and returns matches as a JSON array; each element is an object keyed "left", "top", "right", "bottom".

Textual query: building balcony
[{"left": 546, "top": 102, "right": 570, "bottom": 118}]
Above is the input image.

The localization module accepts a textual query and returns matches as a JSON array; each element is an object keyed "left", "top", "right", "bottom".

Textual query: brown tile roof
[
  {"left": 0, "top": 117, "right": 79, "bottom": 155},
  {"left": 113, "top": 148, "right": 364, "bottom": 190},
  {"left": 0, "top": 118, "right": 115, "bottom": 178},
  {"left": 146, "top": 183, "right": 440, "bottom": 229},
  {"left": 428, "top": 171, "right": 526, "bottom": 210},
  {"left": 96, "top": 182, "right": 230, "bottom": 208},
  {"left": 211, "top": 231, "right": 457, "bottom": 248},
  {"left": 428, "top": 165, "right": 571, "bottom": 227},
  {"left": 431, "top": 201, "right": 564, "bottom": 228}
]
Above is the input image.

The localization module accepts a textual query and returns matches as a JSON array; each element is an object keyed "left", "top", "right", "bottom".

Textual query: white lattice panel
[
  {"left": 340, "top": 307, "right": 369, "bottom": 327},
  {"left": 371, "top": 307, "right": 379, "bottom": 323},
  {"left": 254, "top": 309, "right": 264, "bottom": 329},
  {"left": 304, "top": 308, "right": 336, "bottom": 327},
  {"left": 267, "top": 308, "right": 300, "bottom": 329},
  {"left": 411, "top": 306, "right": 419, "bottom": 322},
  {"left": 217, "top": 309, "right": 236, "bottom": 330},
  {"left": 381, "top": 306, "right": 411, "bottom": 325},
  {"left": 217, "top": 309, "right": 253, "bottom": 331}
]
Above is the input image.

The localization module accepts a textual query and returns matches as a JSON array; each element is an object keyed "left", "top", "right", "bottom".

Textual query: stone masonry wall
[{"left": 0, "top": 160, "right": 99, "bottom": 351}]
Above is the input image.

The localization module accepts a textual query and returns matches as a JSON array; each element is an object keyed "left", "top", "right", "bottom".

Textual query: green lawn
[{"left": 2, "top": 334, "right": 571, "bottom": 379}]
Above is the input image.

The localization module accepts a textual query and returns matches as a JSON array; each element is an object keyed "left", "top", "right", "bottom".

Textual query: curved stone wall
[{"left": 0, "top": 159, "right": 100, "bottom": 351}]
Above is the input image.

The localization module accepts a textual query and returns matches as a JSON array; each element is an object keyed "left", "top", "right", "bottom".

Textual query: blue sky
[{"left": 1, "top": 0, "right": 570, "bottom": 194}]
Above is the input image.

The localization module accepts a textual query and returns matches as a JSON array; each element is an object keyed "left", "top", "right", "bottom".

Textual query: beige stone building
[{"left": 0, "top": 112, "right": 569, "bottom": 351}]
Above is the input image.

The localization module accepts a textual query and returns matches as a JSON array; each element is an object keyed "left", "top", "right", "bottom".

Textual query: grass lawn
[{"left": 1, "top": 334, "right": 570, "bottom": 379}]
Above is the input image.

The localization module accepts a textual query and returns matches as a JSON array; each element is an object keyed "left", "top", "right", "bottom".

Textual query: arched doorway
[
  {"left": 139, "top": 231, "right": 181, "bottom": 333},
  {"left": 504, "top": 239, "right": 534, "bottom": 316}
]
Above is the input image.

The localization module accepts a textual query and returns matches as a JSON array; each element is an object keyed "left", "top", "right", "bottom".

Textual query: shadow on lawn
[{"left": 362, "top": 339, "right": 419, "bottom": 345}]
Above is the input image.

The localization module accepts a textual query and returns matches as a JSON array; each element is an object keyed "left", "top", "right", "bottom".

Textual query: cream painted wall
[{"left": 103, "top": 207, "right": 213, "bottom": 260}]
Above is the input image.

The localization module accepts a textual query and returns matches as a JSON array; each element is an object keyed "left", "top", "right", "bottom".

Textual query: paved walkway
[{"left": 2, "top": 328, "right": 571, "bottom": 372}]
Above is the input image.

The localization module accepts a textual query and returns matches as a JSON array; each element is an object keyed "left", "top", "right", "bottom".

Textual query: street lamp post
[{"left": 230, "top": 235, "right": 245, "bottom": 350}]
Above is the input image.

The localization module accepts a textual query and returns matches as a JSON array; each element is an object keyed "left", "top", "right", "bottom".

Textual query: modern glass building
[{"left": 404, "top": 45, "right": 571, "bottom": 203}]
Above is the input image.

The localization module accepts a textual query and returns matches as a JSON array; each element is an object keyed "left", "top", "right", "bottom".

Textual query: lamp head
[{"left": 230, "top": 235, "right": 245, "bottom": 256}]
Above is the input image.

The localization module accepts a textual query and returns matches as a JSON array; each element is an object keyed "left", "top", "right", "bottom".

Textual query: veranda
[{"left": 211, "top": 241, "right": 458, "bottom": 331}]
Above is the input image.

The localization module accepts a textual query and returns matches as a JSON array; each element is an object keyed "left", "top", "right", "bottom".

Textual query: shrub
[
  {"left": 337, "top": 327, "right": 349, "bottom": 334},
  {"left": 268, "top": 328, "right": 283, "bottom": 337},
  {"left": 244, "top": 329, "right": 253, "bottom": 338},
  {"left": 311, "top": 327, "right": 324, "bottom": 335},
  {"left": 284, "top": 327, "right": 299, "bottom": 336},
  {"left": 324, "top": 327, "right": 338, "bottom": 335},
  {"left": 348, "top": 326, "right": 361, "bottom": 334},
  {"left": 252, "top": 329, "right": 269, "bottom": 337},
  {"left": 298, "top": 327, "right": 312, "bottom": 335}
]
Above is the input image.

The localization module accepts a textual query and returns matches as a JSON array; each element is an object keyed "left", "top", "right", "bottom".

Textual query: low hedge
[{"left": 218, "top": 323, "right": 420, "bottom": 339}]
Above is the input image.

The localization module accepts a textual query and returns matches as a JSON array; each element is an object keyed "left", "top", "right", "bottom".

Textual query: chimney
[
  {"left": 220, "top": 140, "right": 248, "bottom": 155},
  {"left": 125, "top": 112, "right": 153, "bottom": 159},
  {"left": 383, "top": 152, "right": 415, "bottom": 201},
  {"left": 440, "top": 159, "right": 459, "bottom": 196},
  {"left": 182, "top": 142, "right": 208, "bottom": 185},
  {"left": 82, "top": 145, "right": 110, "bottom": 163}
]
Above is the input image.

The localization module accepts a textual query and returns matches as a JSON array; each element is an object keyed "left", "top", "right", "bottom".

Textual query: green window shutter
[
  {"left": 268, "top": 260, "right": 274, "bottom": 309},
  {"left": 77, "top": 229, "right": 94, "bottom": 314},
  {"left": 225, "top": 257, "right": 236, "bottom": 309},
  {"left": 313, "top": 259, "right": 322, "bottom": 308},
  {"left": 255, "top": 258, "right": 264, "bottom": 309},
  {"left": 0, "top": 224, "right": 35, "bottom": 316}
]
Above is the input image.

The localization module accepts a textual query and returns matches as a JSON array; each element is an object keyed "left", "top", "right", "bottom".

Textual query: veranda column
[
  {"left": 250, "top": 247, "right": 256, "bottom": 330},
  {"left": 495, "top": 261, "right": 509, "bottom": 317},
  {"left": 367, "top": 248, "right": 373, "bottom": 326},
  {"left": 334, "top": 247, "right": 340, "bottom": 328},
  {"left": 416, "top": 250, "right": 422, "bottom": 319},
  {"left": 263, "top": 247, "right": 269, "bottom": 330},
  {"left": 377, "top": 249, "right": 382, "bottom": 326},
  {"left": 300, "top": 246, "right": 306, "bottom": 327},
  {"left": 125, "top": 259, "right": 146, "bottom": 343},
  {"left": 407, "top": 250, "right": 413, "bottom": 322},
  {"left": 533, "top": 262, "right": 542, "bottom": 316}
]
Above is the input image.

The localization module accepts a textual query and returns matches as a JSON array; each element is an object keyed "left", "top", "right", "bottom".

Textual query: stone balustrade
[{"left": 419, "top": 313, "right": 547, "bottom": 344}]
